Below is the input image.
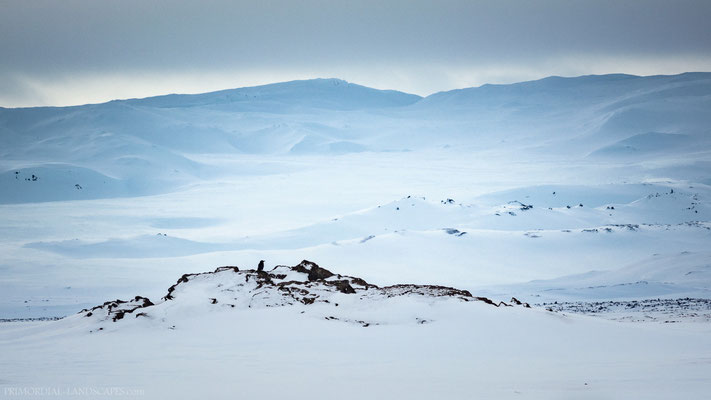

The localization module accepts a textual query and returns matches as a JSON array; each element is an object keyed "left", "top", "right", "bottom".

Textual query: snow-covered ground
[{"left": 1, "top": 74, "right": 711, "bottom": 398}]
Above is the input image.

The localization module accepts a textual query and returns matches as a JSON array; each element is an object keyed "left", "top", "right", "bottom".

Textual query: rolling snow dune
[
  {"left": 491, "top": 251, "right": 711, "bottom": 303},
  {"left": 588, "top": 131, "right": 702, "bottom": 158},
  {"left": 24, "top": 234, "right": 231, "bottom": 259}
]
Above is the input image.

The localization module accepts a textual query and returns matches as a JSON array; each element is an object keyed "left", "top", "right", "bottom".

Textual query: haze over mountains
[{"left": 2, "top": 73, "right": 710, "bottom": 204}]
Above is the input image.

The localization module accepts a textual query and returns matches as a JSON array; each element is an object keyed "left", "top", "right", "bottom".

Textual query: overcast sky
[{"left": 2, "top": 0, "right": 710, "bottom": 107}]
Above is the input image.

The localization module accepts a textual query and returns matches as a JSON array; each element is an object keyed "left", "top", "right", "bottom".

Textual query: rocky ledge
[{"left": 80, "top": 260, "right": 529, "bottom": 324}]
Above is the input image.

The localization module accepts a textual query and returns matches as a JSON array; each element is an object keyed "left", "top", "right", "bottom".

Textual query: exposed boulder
[
  {"left": 307, "top": 263, "right": 335, "bottom": 281},
  {"left": 332, "top": 280, "right": 356, "bottom": 294}
]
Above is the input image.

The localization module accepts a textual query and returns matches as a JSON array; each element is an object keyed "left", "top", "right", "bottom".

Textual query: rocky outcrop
[
  {"left": 79, "top": 260, "right": 525, "bottom": 323},
  {"left": 307, "top": 263, "right": 335, "bottom": 281},
  {"left": 510, "top": 297, "right": 531, "bottom": 308},
  {"left": 80, "top": 296, "right": 154, "bottom": 322}
]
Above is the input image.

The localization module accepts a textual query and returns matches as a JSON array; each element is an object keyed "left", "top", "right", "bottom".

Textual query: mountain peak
[{"left": 121, "top": 78, "right": 421, "bottom": 111}]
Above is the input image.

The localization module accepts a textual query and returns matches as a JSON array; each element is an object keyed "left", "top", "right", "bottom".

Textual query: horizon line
[{"left": 2, "top": 71, "right": 709, "bottom": 110}]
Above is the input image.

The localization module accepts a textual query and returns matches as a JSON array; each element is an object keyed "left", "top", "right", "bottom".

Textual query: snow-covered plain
[{"left": 1, "top": 74, "right": 711, "bottom": 398}]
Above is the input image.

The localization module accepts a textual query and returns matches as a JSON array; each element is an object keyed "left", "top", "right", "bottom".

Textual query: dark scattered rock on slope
[
  {"left": 80, "top": 296, "right": 154, "bottom": 322},
  {"left": 510, "top": 297, "right": 531, "bottom": 308},
  {"left": 539, "top": 298, "right": 711, "bottom": 323}
]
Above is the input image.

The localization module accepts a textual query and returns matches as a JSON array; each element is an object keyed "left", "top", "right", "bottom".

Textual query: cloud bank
[{"left": 2, "top": 0, "right": 710, "bottom": 106}]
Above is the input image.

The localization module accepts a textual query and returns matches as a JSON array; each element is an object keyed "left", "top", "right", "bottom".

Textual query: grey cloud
[{"left": 1, "top": 0, "right": 710, "bottom": 106}]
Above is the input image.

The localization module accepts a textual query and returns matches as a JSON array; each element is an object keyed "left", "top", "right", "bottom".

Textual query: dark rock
[
  {"left": 474, "top": 296, "right": 497, "bottom": 306},
  {"left": 350, "top": 277, "right": 370, "bottom": 287},
  {"left": 256, "top": 270, "right": 273, "bottom": 285},
  {"left": 293, "top": 260, "right": 318, "bottom": 274},
  {"left": 510, "top": 297, "right": 531, "bottom": 308},
  {"left": 307, "top": 264, "right": 334, "bottom": 281},
  {"left": 135, "top": 296, "right": 154, "bottom": 307},
  {"left": 333, "top": 280, "right": 356, "bottom": 294}
]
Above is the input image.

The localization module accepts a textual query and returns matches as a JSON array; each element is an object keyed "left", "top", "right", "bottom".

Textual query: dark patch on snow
[
  {"left": 508, "top": 200, "right": 533, "bottom": 211},
  {"left": 443, "top": 228, "right": 467, "bottom": 236},
  {"left": 360, "top": 235, "right": 375, "bottom": 243}
]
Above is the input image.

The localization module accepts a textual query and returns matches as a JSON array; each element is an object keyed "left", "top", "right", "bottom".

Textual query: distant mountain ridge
[
  {"left": 3, "top": 72, "right": 710, "bottom": 111},
  {"left": 418, "top": 72, "right": 711, "bottom": 109},
  {"left": 121, "top": 78, "right": 423, "bottom": 111},
  {"left": 0, "top": 78, "right": 422, "bottom": 112}
]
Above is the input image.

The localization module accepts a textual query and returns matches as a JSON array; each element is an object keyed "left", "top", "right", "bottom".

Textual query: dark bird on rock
[{"left": 257, "top": 260, "right": 265, "bottom": 272}]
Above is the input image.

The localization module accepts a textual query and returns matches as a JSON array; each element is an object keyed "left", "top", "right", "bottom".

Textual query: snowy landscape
[{"left": 1, "top": 73, "right": 711, "bottom": 399}]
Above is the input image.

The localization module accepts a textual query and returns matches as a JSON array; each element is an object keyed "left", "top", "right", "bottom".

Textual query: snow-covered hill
[
  {"left": 76, "top": 260, "right": 511, "bottom": 331},
  {"left": 0, "top": 79, "right": 422, "bottom": 203},
  {"left": 124, "top": 78, "right": 422, "bottom": 110},
  {"left": 417, "top": 72, "right": 711, "bottom": 157},
  {"left": 2, "top": 74, "right": 710, "bottom": 204}
]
